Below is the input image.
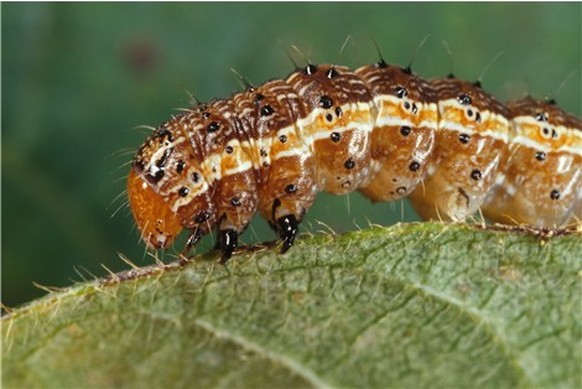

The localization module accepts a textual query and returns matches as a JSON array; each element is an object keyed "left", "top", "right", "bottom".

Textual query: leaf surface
[{"left": 3, "top": 223, "right": 581, "bottom": 388}]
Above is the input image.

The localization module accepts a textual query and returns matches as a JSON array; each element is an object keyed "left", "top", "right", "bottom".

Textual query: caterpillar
[{"left": 127, "top": 55, "right": 582, "bottom": 261}]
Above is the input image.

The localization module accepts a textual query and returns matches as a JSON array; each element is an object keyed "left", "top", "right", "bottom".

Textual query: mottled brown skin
[
  {"left": 409, "top": 77, "right": 510, "bottom": 221},
  {"left": 286, "top": 64, "right": 375, "bottom": 194},
  {"left": 128, "top": 60, "right": 581, "bottom": 261},
  {"left": 356, "top": 63, "right": 437, "bottom": 201},
  {"left": 483, "top": 98, "right": 582, "bottom": 227}
]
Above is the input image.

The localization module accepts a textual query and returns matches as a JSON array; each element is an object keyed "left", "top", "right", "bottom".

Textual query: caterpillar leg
[
  {"left": 216, "top": 228, "right": 239, "bottom": 262},
  {"left": 276, "top": 214, "right": 299, "bottom": 253}
]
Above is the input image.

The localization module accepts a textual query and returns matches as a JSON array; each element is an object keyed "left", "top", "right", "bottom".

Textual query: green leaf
[{"left": 2, "top": 223, "right": 581, "bottom": 388}]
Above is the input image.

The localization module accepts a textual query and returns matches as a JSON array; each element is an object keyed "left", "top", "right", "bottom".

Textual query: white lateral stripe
[
  {"left": 171, "top": 181, "right": 209, "bottom": 212},
  {"left": 273, "top": 146, "right": 310, "bottom": 160},
  {"left": 439, "top": 120, "right": 509, "bottom": 142},
  {"left": 376, "top": 115, "right": 437, "bottom": 129},
  {"left": 510, "top": 135, "right": 582, "bottom": 156}
]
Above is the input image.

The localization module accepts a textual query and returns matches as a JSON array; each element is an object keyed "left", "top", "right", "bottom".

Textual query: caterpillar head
[
  {"left": 127, "top": 124, "right": 212, "bottom": 249},
  {"left": 127, "top": 168, "right": 183, "bottom": 248}
]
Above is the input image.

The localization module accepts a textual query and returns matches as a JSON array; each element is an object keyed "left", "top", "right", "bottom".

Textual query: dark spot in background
[{"left": 121, "top": 37, "right": 160, "bottom": 76}]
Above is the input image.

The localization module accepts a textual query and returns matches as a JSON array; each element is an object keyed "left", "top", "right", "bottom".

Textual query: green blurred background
[{"left": 3, "top": 3, "right": 580, "bottom": 308}]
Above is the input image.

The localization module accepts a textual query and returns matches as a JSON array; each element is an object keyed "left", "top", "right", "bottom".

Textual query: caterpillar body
[{"left": 127, "top": 59, "right": 582, "bottom": 260}]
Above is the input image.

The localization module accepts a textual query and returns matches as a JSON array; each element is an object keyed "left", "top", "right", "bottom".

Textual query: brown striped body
[
  {"left": 127, "top": 59, "right": 582, "bottom": 260},
  {"left": 482, "top": 98, "right": 582, "bottom": 226},
  {"left": 408, "top": 78, "right": 510, "bottom": 221}
]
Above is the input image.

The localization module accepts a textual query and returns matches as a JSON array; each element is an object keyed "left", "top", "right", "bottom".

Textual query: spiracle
[{"left": 127, "top": 57, "right": 582, "bottom": 261}]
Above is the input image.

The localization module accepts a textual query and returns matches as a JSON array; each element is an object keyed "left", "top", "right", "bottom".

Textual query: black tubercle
[
  {"left": 400, "top": 126, "right": 412, "bottom": 136},
  {"left": 207, "top": 121, "right": 220, "bottom": 133},
  {"left": 326, "top": 67, "right": 339, "bottom": 79},
  {"left": 319, "top": 95, "right": 333, "bottom": 109},
  {"left": 395, "top": 87, "right": 408, "bottom": 99},
  {"left": 260, "top": 105, "right": 274, "bottom": 117},
  {"left": 458, "top": 94, "right": 472, "bottom": 105},
  {"left": 217, "top": 229, "right": 238, "bottom": 262},
  {"left": 277, "top": 214, "right": 299, "bottom": 254},
  {"left": 401, "top": 66, "right": 412, "bottom": 75},
  {"left": 304, "top": 64, "right": 317, "bottom": 75}
]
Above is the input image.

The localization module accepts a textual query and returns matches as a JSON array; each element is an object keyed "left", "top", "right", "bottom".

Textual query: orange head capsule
[
  {"left": 127, "top": 168, "right": 183, "bottom": 248},
  {"left": 128, "top": 121, "right": 217, "bottom": 251}
]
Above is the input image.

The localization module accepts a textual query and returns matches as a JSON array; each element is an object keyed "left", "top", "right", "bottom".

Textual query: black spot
[
  {"left": 150, "top": 169, "right": 164, "bottom": 182},
  {"left": 285, "top": 184, "right": 297, "bottom": 194},
  {"left": 176, "top": 160, "right": 186, "bottom": 173},
  {"left": 304, "top": 64, "right": 317, "bottom": 75},
  {"left": 263, "top": 161, "right": 270, "bottom": 168},
  {"left": 459, "top": 133, "right": 471, "bottom": 144},
  {"left": 392, "top": 177, "right": 398, "bottom": 182},
  {"left": 475, "top": 111, "right": 481, "bottom": 123},
  {"left": 155, "top": 148, "right": 172, "bottom": 168},
  {"left": 548, "top": 98, "right": 557, "bottom": 105},
  {"left": 225, "top": 146, "right": 233, "bottom": 154},
  {"left": 335, "top": 107, "right": 343, "bottom": 117},
  {"left": 535, "top": 151, "right": 546, "bottom": 161},
  {"left": 470, "top": 169, "right": 482, "bottom": 181},
  {"left": 178, "top": 187, "right": 189, "bottom": 197},
  {"left": 260, "top": 148, "right": 268, "bottom": 157},
  {"left": 411, "top": 103, "right": 418, "bottom": 114},
  {"left": 330, "top": 132, "right": 341, "bottom": 142},
  {"left": 279, "top": 134, "right": 288, "bottom": 143},
  {"left": 551, "top": 129, "right": 558, "bottom": 139},
  {"left": 377, "top": 59, "right": 388, "bottom": 68},
  {"left": 396, "top": 186, "right": 407, "bottom": 195},
  {"left": 550, "top": 189, "right": 560, "bottom": 200},
  {"left": 535, "top": 112, "right": 547, "bottom": 122},
  {"left": 230, "top": 197, "right": 241, "bottom": 207},
  {"left": 458, "top": 94, "right": 472, "bottom": 105},
  {"left": 400, "top": 126, "right": 411, "bottom": 136},
  {"left": 467, "top": 109, "right": 473, "bottom": 117},
  {"left": 409, "top": 161, "right": 420, "bottom": 172},
  {"left": 344, "top": 158, "right": 356, "bottom": 170},
  {"left": 260, "top": 105, "right": 274, "bottom": 117},
  {"left": 395, "top": 87, "right": 408, "bottom": 99},
  {"left": 202, "top": 112, "right": 211, "bottom": 119},
  {"left": 401, "top": 66, "right": 412, "bottom": 75},
  {"left": 207, "top": 121, "right": 220, "bottom": 133},
  {"left": 543, "top": 127, "right": 550, "bottom": 136},
  {"left": 325, "top": 113, "right": 333, "bottom": 122},
  {"left": 319, "top": 95, "right": 333, "bottom": 109},
  {"left": 473, "top": 80, "right": 482, "bottom": 88},
  {"left": 195, "top": 211, "right": 210, "bottom": 223},
  {"left": 191, "top": 172, "right": 200, "bottom": 183},
  {"left": 404, "top": 102, "right": 411, "bottom": 110},
  {"left": 326, "top": 67, "right": 339, "bottom": 79}
]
